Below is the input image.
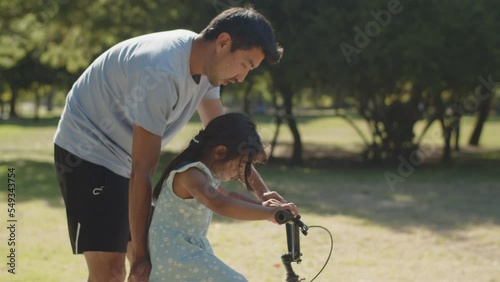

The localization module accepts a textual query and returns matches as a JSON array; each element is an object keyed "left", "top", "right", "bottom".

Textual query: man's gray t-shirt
[{"left": 54, "top": 29, "right": 220, "bottom": 178}]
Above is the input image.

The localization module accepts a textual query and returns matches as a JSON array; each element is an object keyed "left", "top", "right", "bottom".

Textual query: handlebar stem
[
  {"left": 281, "top": 254, "right": 301, "bottom": 282},
  {"left": 275, "top": 210, "right": 308, "bottom": 282}
]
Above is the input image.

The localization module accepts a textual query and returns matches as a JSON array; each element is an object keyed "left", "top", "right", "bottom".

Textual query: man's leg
[
  {"left": 85, "top": 252, "right": 126, "bottom": 282},
  {"left": 55, "top": 145, "right": 131, "bottom": 281}
]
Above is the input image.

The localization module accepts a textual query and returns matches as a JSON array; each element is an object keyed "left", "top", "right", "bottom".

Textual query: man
[{"left": 54, "top": 7, "right": 286, "bottom": 282}]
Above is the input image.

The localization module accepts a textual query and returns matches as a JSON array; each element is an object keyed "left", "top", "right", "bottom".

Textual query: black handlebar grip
[{"left": 274, "top": 209, "right": 295, "bottom": 224}]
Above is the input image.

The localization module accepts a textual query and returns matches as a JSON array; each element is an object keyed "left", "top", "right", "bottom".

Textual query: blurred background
[{"left": 0, "top": 1, "right": 499, "bottom": 281}]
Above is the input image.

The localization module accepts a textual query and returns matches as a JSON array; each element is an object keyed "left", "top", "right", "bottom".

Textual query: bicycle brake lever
[{"left": 292, "top": 216, "right": 309, "bottom": 236}]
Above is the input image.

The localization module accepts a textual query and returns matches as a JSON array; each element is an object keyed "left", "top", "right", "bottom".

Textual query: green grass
[{"left": 0, "top": 114, "right": 499, "bottom": 281}]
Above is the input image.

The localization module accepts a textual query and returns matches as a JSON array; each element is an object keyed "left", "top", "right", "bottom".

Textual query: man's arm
[
  {"left": 244, "top": 165, "right": 286, "bottom": 203},
  {"left": 197, "top": 98, "right": 225, "bottom": 127},
  {"left": 128, "top": 125, "right": 161, "bottom": 282}
]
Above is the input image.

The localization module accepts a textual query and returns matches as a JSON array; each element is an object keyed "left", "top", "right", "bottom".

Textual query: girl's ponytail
[{"left": 152, "top": 130, "right": 205, "bottom": 201}]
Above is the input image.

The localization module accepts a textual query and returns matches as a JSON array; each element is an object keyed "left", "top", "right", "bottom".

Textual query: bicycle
[{"left": 274, "top": 210, "right": 333, "bottom": 282}]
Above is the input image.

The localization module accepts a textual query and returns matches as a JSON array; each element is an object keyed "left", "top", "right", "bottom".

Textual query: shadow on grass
[
  {"left": 259, "top": 156, "right": 500, "bottom": 234},
  {"left": 0, "top": 116, "right": 61, "bottom": 127},
  {"left": 0, "top": 159, "right": 63, "bottom": 208},
  {"left": 0, "top": 151, "right": 181, "bottom": 209},
  {"left": 1, "top": 149, "right": 499, "bottom": 234}
]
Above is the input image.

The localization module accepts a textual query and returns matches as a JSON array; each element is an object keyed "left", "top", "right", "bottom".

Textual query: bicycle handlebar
[
  {"left": 274, "top": 209, "right": 296, "bottom": 224},
  {"left": 274, "top": 210, "right": 309, "bottom": 235}
]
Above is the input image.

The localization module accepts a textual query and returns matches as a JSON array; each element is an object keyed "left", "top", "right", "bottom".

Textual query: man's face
[{"left": 207, "top": 33, "right": 265, "bottom": 87}]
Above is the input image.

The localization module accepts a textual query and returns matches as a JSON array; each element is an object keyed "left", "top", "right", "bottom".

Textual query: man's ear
[
  {"left": 215, "top": 32, "right": 232, "bottom": 53},
  {"left": 213, "top": 145, "right": 227, "bottom": 160}
]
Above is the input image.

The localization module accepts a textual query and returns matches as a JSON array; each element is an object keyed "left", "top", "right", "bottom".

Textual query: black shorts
[{"left": 54, "top": 144, "right": 130, "bottom": 254}]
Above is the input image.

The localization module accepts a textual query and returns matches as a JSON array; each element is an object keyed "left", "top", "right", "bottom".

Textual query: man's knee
[
  {"left": 109, "top": 266, "right": 126, "bottom": 282},
  {"left": 85, "top": 252, "right": 126, "bottom": 282}
]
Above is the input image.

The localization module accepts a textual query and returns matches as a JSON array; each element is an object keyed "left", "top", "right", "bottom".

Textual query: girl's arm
[
  {"left": 216, "top": 186, "right": 262, "bottom": 205},
  {"left": 174, "top": 168, "right": 296, "bottom": 220},
  {"left": 216, "top": 186, "right": 287, "bottom": 210}
]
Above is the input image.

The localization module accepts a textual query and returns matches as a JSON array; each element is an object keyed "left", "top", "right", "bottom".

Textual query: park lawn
[{"left": 0, "top": 114, "right": 499, "bottom": 282}]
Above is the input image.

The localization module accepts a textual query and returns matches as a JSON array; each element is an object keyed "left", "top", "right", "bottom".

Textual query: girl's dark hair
[
  {"left": 153, "top": 113, "right": 267, "bottom": 201},
  {"left": 200, "top": 7, "right": 283, "bottom": 64}
]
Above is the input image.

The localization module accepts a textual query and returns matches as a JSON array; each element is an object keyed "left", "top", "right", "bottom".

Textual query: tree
[
  {"left": 253, "top": 0, "right": 346, "bottom": 164},
  {"left": 0, "top": 0, "right": 218, "bottom": 117},
  {"left": 325, "top": 0, "right": 499, "bottom": 162}
]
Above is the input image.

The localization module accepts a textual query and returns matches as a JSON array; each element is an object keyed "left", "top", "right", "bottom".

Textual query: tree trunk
[
  {"left": 441, "top": 117, "right": 452, "bottom": 162},
  {"left": 269, "top": 88, "right": 282, "bottom": 159},
  {"left": 242, "top": 82, "right": 253, "bottom": 116},
  {"left": 428, "top": 92, "right": 452, "bottom": 162},
  {"left": 338, "top": 114, "right": 370, "bottom": 147},
  {"left": 0, "top": 98, "right": 4, "bottom": 119},
  {"left": 469, "top": 87, "right": 492, "bottom": 146},
  {"left": 46, "top": 91, "right": 54, "bottom": 112},
  {"left": 451, "top": 107, "right": 461, "bottom": 151},
  {"left": 34, "top": 92, "right": 41, "bottom": 121},
  {"left": 416, "top": 118, "right": 436, "bottom": 146},
  {"left": 269, "top": 114, "right": 282, "bottom": 159},
  {"left": 280, "top": 85, "right": 302, "bottom": 165},
  {"left": 9, "top": 87, "right": 19, "bottom": 118}
]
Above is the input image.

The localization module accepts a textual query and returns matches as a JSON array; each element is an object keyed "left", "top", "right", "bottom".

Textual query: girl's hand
[
  {"left": 264, "top": 201, "right": 299, "bottom": 224},
  {"left": 276, "top": 202, "right": 298, "bottom": 217},
  {"left": 263, "top": 199, "right": 298, "bottom": 216}
]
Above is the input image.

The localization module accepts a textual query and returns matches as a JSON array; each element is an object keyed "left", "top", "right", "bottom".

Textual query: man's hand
[
  {"left": 128, "top": 257, "right": 151, "bottom": 282},
  {"left": 260, "top": 191, "right": 287, "bottom": 204},
  {"left": 262, "top": 199, "right": 298, "bottom": 217},
  {"left": 261, "top": 198, "right": 282, "bottom": 207}
]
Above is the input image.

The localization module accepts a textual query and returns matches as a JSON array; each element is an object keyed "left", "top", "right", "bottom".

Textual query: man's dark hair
[{"left": 201, "top": 7, "right": 283, "bottom": 64}]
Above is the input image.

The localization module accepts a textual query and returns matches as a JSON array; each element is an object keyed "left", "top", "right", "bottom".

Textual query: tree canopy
[{"left": 1, "top": 0, "right": 498, "bottom": 162}]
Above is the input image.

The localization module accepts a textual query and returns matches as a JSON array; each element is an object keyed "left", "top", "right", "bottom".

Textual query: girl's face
[{"left": 212, "top": 155, "right": 249, "bottom": 182}]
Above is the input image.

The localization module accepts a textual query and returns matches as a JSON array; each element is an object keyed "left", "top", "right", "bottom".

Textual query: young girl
[{"left": 148, "top": 113, "right": 297, "bottom": 282}]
